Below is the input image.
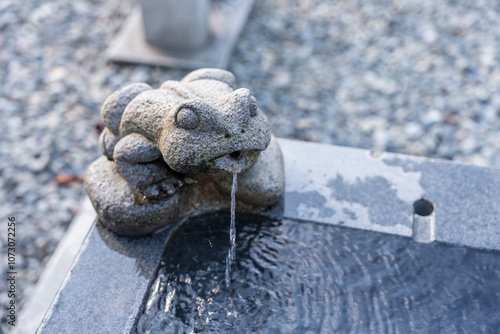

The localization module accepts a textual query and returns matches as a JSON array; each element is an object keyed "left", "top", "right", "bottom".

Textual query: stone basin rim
[{"left": 34, "top": 138, "right": 500, "bottom": 334}]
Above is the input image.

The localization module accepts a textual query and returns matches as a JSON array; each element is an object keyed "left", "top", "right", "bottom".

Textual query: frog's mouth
[{"left": 210, "top": 149, "right": 261, "bottom": 173}]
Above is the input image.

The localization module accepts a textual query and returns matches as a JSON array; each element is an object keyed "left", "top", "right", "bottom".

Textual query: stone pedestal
[
  {"left": 36, "top": 139, "right": 500, "bottom": 333},
  {"left": 139, "top": 0, "right": 210, "bottom": 51},
  {"left": 107, "top": 0, "right": 255, "bottom": 69}
]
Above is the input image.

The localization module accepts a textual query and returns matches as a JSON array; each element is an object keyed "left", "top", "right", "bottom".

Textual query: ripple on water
[{"left": 136, "top": 213, "right": 500, "bottom": 333}]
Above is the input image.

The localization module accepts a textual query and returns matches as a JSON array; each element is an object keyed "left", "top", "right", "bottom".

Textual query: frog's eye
[{"left": 176, "top": 107, "right": 199, "bottom": 130}]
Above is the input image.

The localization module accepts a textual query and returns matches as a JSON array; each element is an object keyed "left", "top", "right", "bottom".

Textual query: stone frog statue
[{"left": 85, "top": 68, "right": 285, "bottom": 237}]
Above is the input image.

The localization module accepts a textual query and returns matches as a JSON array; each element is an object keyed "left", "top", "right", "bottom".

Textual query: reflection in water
[{"left": 136, "top": 213, "right": 500, "bottom": 333}]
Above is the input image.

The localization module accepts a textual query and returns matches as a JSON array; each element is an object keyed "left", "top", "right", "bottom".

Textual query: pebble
[
  {"left": 421, "top": 109, "right": 443, "bottom": 125},
  {"left": 1, "top": 1, "right": 500, "bottom": 331},
  {"left": 363, "top": 72, "right": 399, "bottom": 95}
]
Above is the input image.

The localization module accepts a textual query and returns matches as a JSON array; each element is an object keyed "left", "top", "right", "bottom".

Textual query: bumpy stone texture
[{"left": 85, "top": 68, "right": 285, "bottom": 237}]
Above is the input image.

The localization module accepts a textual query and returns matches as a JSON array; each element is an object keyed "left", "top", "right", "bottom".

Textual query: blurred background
[{"left": 0, "top": 0, "right": 499, "bottom": 330}]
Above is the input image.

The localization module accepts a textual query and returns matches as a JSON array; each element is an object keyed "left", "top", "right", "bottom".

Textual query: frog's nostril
[{"left": 230, "top": 151, "right": 241, "bottom": 160}]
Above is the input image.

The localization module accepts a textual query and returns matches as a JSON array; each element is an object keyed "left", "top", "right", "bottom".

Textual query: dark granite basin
[
  {"left": 137, "top": 212, "right": 500, "bottom": 333},
  {"left": 37, "top": 139, "right": 500, "bottom": 333}
]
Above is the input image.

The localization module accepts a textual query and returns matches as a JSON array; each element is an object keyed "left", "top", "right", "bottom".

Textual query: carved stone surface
[
  {"left": 107, "top": 1, "right": 255, "bottom": 69},
  {"left": 139, "top": 0, "right": 210, "bottom": 51},
  {"left": 85, "top": 68, "right": 285, "bottom": 237}
]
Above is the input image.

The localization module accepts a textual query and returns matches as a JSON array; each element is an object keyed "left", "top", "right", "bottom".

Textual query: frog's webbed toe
[
  {"left": 143, "top": 183, "right": 161, "bottom": 198},
  {"left": 162, "top": 178, "right": 184, "bottom": 195},
  {"left": 142, "top": 177, "right": 184, "bottom": 199}
]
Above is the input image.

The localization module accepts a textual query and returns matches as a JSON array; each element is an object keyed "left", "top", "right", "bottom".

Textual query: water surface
[{"left": 137, "top": 213, "right": 500, "bottom": 333}]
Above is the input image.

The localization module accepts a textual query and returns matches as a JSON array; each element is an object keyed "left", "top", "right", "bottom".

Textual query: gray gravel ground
[{"left": 1, "top": 0, "right": 500, "bottom": 331}]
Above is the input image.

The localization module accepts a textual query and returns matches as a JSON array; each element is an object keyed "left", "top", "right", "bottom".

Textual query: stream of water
[{"left": 225, "top": 173, "right": 237, "bottom": 289}]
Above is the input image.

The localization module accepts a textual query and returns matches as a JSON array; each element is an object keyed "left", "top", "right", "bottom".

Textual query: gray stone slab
[
  {"left": 279, "top": 138, "right": 500, "bottom": 251},
  {"left": 15, "top": 198, "right": 95, "bottom": 334},
  {"left": 107, "top": 0, "right": 254, "bottom": 69},
  {"left": 384, "top": 155, "right": 500, "bottom": 250},
  {"left": 38, "top": 138, "right": 500, "bottom": 333},
  {"left": 37, "top": 219, "right": 176, "bottom": 333}
]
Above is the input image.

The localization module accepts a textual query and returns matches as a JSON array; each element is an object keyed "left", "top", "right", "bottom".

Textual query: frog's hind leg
[
  {"left": 84, "top": 157, "right": 181, "bottom": 237},
  {"left": 99, "top": 83, "right": 152, "bottom": 159},
  {"left": 113, "top": 133, "right": 183, "bottom": 198}
]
